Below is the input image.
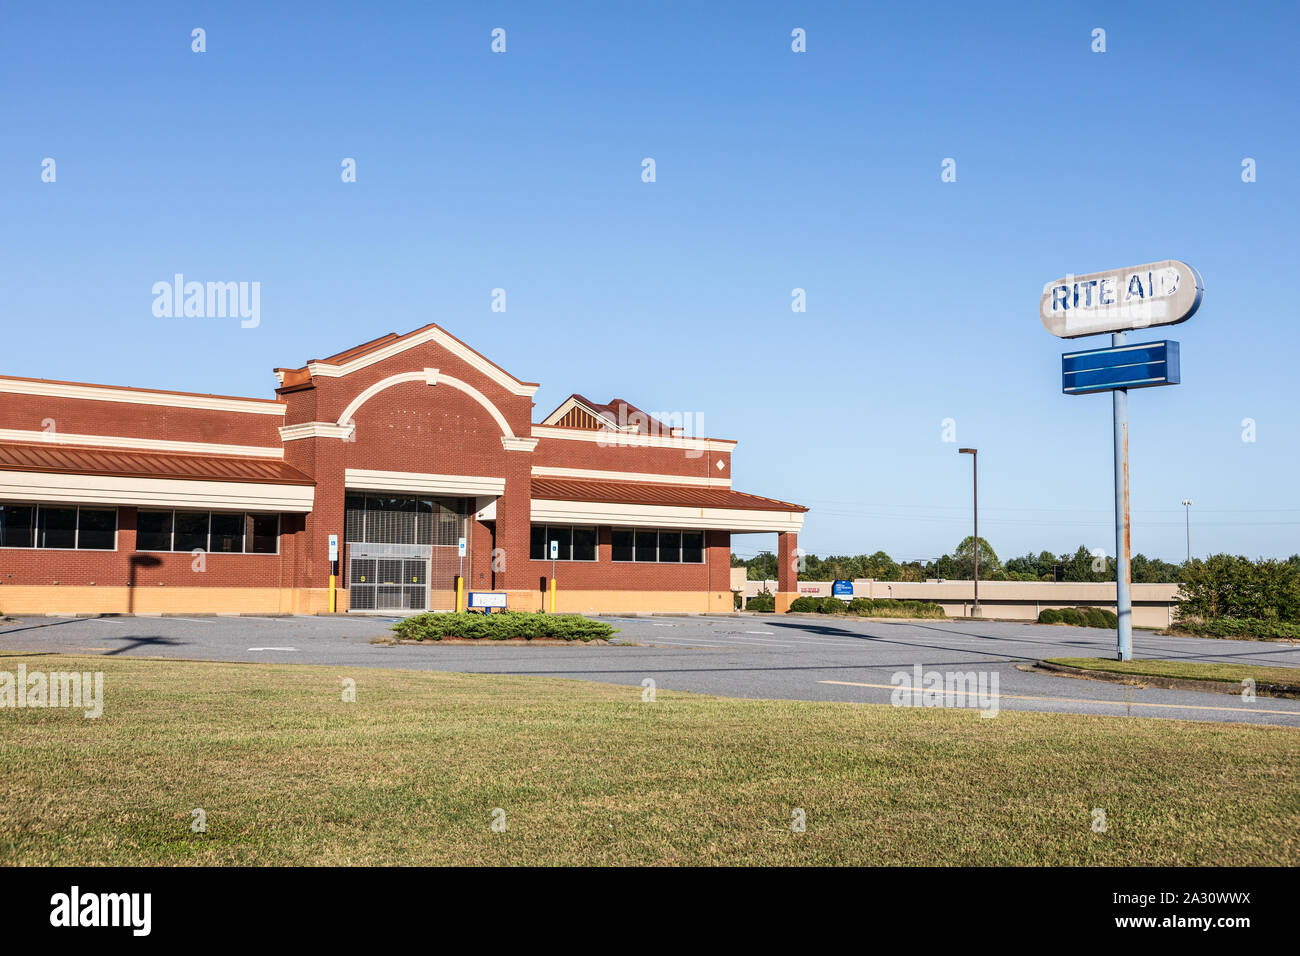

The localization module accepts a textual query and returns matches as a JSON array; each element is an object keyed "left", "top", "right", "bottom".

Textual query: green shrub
[
  {"left": 1170, "top": 616, "right": 1300, "bottom": 640},
  {"left": 788, "top": 596, "right": 820, "bottom": 612},
  {"left": 733, "top": 592, "right": 742, "bottom": 610},
  {"left": 391, "top": 611, "right": 615, "bottom": 643},
  {"left": 816, "top": 597, "right": 846, "bottom": 614},
  {"left": 1084, "top": 608, "right": 1110, "bottom": 629},
  {"left": 844, "top": 597, "right": 946, "bottom": 619},
  {"left": 1039, "top": 607, "right": 1118, "bottom": 629},
  {"left": 746, "top": 591, "right": 775, "bottom": 612},
  {"left": 1176, "top": 554, "right": 1300, "bottom": 623}
]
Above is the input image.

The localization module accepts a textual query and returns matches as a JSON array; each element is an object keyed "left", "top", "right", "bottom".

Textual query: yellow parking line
[{"left": 817, "top": 680, "right": 1300, "bottom": 717}]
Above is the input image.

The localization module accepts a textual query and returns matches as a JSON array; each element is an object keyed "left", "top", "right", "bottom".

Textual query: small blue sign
[
  {"left": 468, "top": 591, "right": 507, "bottom": 611},
  {"left": 1063, "top": 340, "right": 1180, "bottom": 395},
  {"left": 832, "top": 580, "right": 853, "bottom": 597}
]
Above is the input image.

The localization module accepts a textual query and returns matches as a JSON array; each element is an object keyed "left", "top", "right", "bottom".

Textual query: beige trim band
[
  {"left": 501, "top": 437, "right": 539, "bottom": 452},
  {"left": 279, "top": 422, "right": 356, "bottom": 441},
  {"left": 531, "top": 425, "right": 735, "bottom": 452},
  {"left": 0, "top": 378, "right": 285, "bottom": 415},
  {"left": 344, "top": 468, "right": 506, "bottom": 497},
  {"left": 0, "top": 470, "right": 314, "bottom": 512},
  {"left": 530, "top": 498, "right": 804, "bottom": 533},
  {"left": 0, "top": 428, "right": 282, "bottom": 459},
  {"left": 531, "top": 465, "right": 730, "bottom": 488}
]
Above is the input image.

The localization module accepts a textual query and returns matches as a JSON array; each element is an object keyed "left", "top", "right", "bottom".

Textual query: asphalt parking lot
[{"left": 2, "top": 613, "right": 1298, "bottom": 726}]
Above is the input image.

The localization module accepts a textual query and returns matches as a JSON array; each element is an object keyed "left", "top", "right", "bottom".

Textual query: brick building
[{"left": 0, "top": 325, "right": 805, "bottom": 615}]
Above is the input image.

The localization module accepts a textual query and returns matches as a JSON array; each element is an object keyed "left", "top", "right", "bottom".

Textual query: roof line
[{"left": 0, "top": 373, "right": 283, "bottom": 406}]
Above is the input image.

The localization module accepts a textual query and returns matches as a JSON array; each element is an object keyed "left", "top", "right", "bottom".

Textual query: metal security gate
[
  {"left": 348, "top": 543, "right": 430, "bottom": 611},
  {"left": 344, "top": 493, "right": 473, "bottom": 612}
]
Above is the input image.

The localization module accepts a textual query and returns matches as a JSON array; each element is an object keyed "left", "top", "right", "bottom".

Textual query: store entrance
[{"left": 344, "top": 493, "right": 472, "bottom": 612}]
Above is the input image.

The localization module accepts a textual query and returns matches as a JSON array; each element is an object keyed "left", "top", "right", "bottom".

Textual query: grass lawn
[
  {"left": 1047, "top": 657, "right": 1300, "bottom": 691},
  {"left": 1, "top": 653, "right": 1297, "bottom": 866}
]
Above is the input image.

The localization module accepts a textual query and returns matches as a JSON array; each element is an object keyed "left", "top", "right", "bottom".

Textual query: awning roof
[
  {"left": 0, "top": 441, "right": 314, "bottom": 486},
  {"left": 529, "top": 478, "right": 806, "bottom": 512}
]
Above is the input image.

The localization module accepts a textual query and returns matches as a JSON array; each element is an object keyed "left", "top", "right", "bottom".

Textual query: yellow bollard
[
  {"left": 456, "top": 576, "right": 464, "bottom": 613},
  {"left": 328, "top": 574, "right": 336, "bottom": 614},
  {"left": 549, "top": 577, "right": 556, "bottom": 614}
]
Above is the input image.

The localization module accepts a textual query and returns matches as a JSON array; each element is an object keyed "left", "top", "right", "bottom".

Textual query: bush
[
  {"left": 764, "top": 594, "right": 948, "bottom": 618},
  {"left": 733, "top": 591, "right": 742, "bottom": 610},
  {"left": 845, "top": 597, "right": 946, "bottom": 619},
  {"left": 1084, "top": 608, "right": 1111, "bottom": 629},
  {"left": 1038, "top": 607, "right": 1118, "bottom": 629},
  {"left": 1169, "top": 616, "right": 1300, "bottom": 641},
  {"left": 391, "top": 611, "right": 615, "bottom": 642},
  {"left": 1177, "top": 555, "right": 1300, "bottom": 623},
  {"left": 815, "top": 597, "right": 846, "bottom": 614},
  {"left": 746, "top": 591, "right": 775, "bottom": 612}
]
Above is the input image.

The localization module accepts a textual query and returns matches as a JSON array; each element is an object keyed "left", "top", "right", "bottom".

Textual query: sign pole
[
  {"left": 1111, "top": 331, "right": 1133, "bottom": 661},
  {"left": 1042, "top": 259, "right": 1202, "bottom": 662}
]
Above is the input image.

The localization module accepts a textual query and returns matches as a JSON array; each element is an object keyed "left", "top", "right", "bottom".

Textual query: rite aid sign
[{"left": 1040, "top": 259, "right": 1203, "bottom": 338}]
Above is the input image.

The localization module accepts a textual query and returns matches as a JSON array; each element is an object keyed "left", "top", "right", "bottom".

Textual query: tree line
[{"left": 733, "top": 536, "right": 1223, "bottom": 584}]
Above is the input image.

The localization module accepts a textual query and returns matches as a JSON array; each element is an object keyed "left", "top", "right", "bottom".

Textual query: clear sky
[{"left": 2, "top": 1, "right": 1297, "bottom": 564}]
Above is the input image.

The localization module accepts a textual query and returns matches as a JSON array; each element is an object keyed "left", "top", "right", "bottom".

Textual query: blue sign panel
[
  {"left": 1062, "top": 340, "right": 1180, "bottom": 395},
  {"left": 468, "top": 591, "right": 507, "bottom": 611},
  {"left": 832, "top": 580, "right": 853, "bottom": 597}
]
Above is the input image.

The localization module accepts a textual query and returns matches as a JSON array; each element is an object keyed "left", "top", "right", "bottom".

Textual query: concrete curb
[{"left": 1030, "top": 660, "right": 1300, "bottom": 700}]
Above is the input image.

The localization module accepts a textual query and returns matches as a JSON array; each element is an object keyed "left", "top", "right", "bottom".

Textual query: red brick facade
[{"left": 0, "top": 325, "right": 804, "bottom": 614}]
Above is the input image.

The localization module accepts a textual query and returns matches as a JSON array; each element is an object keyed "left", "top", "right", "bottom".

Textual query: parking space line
[{"left": 697, "top": 637, "right": 801, "bottom": 648}]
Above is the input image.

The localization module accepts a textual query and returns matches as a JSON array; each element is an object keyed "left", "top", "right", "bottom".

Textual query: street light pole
[
  {"left": 1181, "top": 499, "right": 1193, "bottom": 563},
  {"left": 959, "top": 448, "right": 979, "bottom": 615}
]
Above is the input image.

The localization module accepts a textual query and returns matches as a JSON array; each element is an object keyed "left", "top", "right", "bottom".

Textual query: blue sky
[{"left": 2, "top": 1, "right": 1297, "bottom": 563}]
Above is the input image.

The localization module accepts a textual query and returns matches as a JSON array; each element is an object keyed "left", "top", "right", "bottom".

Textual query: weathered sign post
[{"left": 1040, "top": 260, "right": 1203, "bottom": 660}]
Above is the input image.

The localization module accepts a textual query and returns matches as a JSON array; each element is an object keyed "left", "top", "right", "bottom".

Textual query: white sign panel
[
  {"left": 1040, "top": 259, "right": 1203, "bottom": 338},
  {"left": 457, "top": 537, "right": 466, "bottom": 558},
  {"left": 468, "top": 591, "right": 507, "bottom": 609},
  {"left": 328, "top": 534, "right": 338, "bottom": 562},
  {"left": 549, "top": 540, "right": 559, "bottom": 560}
]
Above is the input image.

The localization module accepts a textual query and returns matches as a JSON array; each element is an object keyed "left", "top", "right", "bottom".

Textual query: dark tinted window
[
  {"left": 250, "top": 514, "right": 278, "bottom": 553},
  {"left": 77, "top": 509, "right": 117, "bottom": 550},
  {"left": 612, "top": 529, "right": 634, "bottom": 561},
  {"left": 37, "top": 507, "right": 77, "bottom": 549},
  {"left": 174, "top": 512, "right": 209, "bottom": 552},
  {"left": 658, "top": 531, "right": 681, "bottom": 563},
  {"left": 682, "top": 531, "right": 705, "bottom": 563},
  {"left": 635, "top": 530, "right": 657, "bottom": 562},
  {"left": 137, "top": 511, "right": 173, "bottom": 551},
  {"left": 0, "top": 505, "right": 35, "bottom": 548},
  {"left": 572, "top": 527, "right": 597, "bottom": 561},
  {"left": 210, "top": 513, "right": 244, "bottom": 553},
  {"left": 530, "top": 525, "right": 546, "bottom": 560}
]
